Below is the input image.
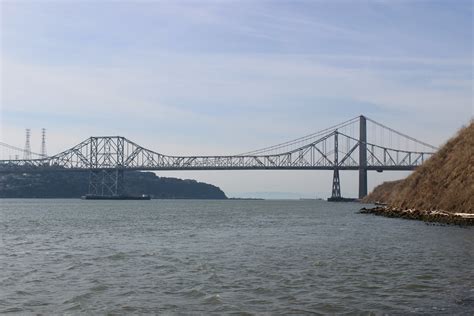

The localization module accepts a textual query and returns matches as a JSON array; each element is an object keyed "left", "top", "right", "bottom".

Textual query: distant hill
[
  {"left": 0, "top": 171, "right": 227, "bottom": 199},
  {"left": 363, "top": 121, "right": 474, "bottom": 214}
]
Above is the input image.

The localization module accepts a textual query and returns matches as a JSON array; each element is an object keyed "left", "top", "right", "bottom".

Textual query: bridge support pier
[
  {"left": 359, "top": 115, "right": 368, "bottom": 199},
  {"left": 331, "top": 169, "right": 341, "bottom": 199},
  {"left": 88, "top": 169, "right": 124, "bottom": 197}
]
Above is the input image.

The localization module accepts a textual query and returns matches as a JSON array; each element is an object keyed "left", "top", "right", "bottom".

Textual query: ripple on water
[
  {"left": 90, "top": 284, "right": 108, "bottom": 292},
  {"left": 415, "top": 273, "right": 435, "bottom": 280},
  {"left": 104, "top": 252, "right": 128, "bottom": 261},
  {"left": 23, "top": 300, "right": 49, "bottom": 307},
  {"left": 177, "top": 287, "right": 207, "bottom": 299},
  {"left": 64, "top": 291, "right": 94, "bottom": 305},
  {"left": 252, "top": 286, "right": 273, "bottom": 295},
  {"left": 203, "top": 294, "right": 223, "bottom": 305},
  {"left": 401, "top": 283, "right": 438, "bottom": 291},
  {"left": 62, "top": 303, "right": 82, "bottom": 312},
  {"left": 1, "top": 307, "right": 24, "bottom": 313},
  {"left": 117, "top": 290, "right": 136, "bottom": 297},
  {"left": 140, "top": 251, "right": 159, "bottom": 257}
]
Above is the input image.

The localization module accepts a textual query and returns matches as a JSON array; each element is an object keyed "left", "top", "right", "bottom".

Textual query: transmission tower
[
  {"left": 41, "top": 128, "right": 47, "bottom": 157},
  {"left": 24, "top": 129, "right": 31, "bottom": 160}
]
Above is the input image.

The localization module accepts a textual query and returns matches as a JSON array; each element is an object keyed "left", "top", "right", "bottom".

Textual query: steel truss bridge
[{"left": 0, "top": 116, "right": 437, "bottom": 199}]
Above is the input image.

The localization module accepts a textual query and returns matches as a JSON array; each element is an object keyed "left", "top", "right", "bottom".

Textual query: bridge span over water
[{"left": 0, "top": 116, "right": 437, "bottom": 199}]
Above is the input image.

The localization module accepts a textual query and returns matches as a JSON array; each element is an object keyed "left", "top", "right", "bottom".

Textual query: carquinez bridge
[{"left": 0, "top": 116, "right": 437, "bottom": 199}]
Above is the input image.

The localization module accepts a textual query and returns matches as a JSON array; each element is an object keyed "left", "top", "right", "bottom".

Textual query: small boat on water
[{"left": 81, "top": 194, "right": 151, "bottom": 200}]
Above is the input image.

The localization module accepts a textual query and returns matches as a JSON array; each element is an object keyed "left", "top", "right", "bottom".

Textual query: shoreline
[{"left": 360, "top": 206, "right": 474, "bottom": 226}]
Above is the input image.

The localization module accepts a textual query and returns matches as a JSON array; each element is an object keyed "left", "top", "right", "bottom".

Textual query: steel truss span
[{"left": 0, "top": 116, "right": 437, "bottom": 198}]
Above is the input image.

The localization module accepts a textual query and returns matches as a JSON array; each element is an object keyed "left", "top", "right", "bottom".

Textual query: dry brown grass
[{"left": 363, "top": 121, "right": 474, "bottom": 214}]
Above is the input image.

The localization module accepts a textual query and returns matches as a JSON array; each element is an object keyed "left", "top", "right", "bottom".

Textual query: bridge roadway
[{"left": 0, "top": 164, "right": 419, "bottom": 172}]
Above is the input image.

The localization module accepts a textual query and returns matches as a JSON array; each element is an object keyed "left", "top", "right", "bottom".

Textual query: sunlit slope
[{"left": 364, "top": 121, "right": 474, "bottom": 213}]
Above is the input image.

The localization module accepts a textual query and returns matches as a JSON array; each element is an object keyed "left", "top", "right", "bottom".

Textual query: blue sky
[{"left": 1, "top": 0, "right": 472, "bottom": 198}]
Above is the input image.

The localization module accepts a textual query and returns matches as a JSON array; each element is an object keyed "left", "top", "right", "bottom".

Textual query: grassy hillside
[{"left": 364, "top": 121, "right": 474, "bottom": 214}]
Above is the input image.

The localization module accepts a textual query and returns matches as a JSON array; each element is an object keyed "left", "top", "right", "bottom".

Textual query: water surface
[{"left": 1, "top": 199, "right": 473, "bottom": 314}]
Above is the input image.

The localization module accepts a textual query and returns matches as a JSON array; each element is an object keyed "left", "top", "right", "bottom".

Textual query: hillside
[
  {"left": 0, "top": 171, "right": 227, "bottom": 199},
  {"left": 364, "top": 121, "right": 474, "bottom": 214}
]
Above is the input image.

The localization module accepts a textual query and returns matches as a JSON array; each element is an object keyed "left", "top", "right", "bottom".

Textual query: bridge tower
[
  {"left": 359, "top": 115, "right": 368, "bottom": 198},
  {"left": 87, "top": 137, "right": 126, "bottom": 197},
  {"left": 330, "top": 130, "right": 341, "bottom": 199}
]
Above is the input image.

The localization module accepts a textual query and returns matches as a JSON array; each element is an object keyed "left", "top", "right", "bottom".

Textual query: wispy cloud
[{"left": 3, "top": 52, "right": 470, "bottom": 148}]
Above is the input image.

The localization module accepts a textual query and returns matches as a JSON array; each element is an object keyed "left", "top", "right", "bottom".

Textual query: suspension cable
[
  {"left": 365, "top": 117, "right": 437, "bottom": 150},
  {"left": 237, "top": 116, "right": 360, "bottom": 155}
]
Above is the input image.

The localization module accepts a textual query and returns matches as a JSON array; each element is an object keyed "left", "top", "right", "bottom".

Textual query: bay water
[{"left": 1, "top": 199, "right": 473, "bottom": 314}]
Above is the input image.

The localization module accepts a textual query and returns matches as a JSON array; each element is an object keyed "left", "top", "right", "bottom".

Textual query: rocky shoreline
[{"left": 360, "top": 206, "right": 474, "bottom": 226}]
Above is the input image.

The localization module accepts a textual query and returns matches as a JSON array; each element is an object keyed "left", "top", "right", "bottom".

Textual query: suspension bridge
[{"left": 0, "top": 116, "right": 437, "bottom": 199}]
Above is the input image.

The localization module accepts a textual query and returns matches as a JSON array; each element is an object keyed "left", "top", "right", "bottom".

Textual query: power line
[{"left": 0, "top": 141, "right": 43, "bottom": 158}]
